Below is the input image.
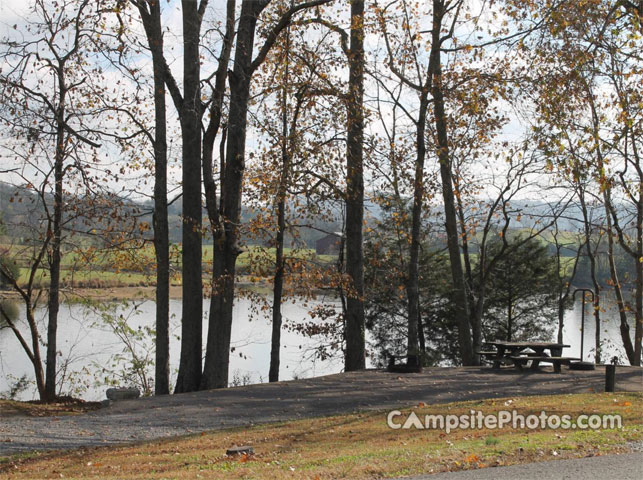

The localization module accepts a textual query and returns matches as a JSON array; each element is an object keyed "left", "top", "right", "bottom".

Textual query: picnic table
[{"left": 477, "top": 341, "right": 578, "bottom": 373}]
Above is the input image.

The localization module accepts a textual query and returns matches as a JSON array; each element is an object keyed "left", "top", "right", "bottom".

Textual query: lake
[
  {"left": 0, "top": 293, "right": 346, "bottom": 401},
  {"left": 0, "top": 292, "right": 636, "bottom": 401}
]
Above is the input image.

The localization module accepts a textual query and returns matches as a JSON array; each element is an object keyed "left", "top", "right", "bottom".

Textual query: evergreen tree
[{"left": 476, "top": 236, "right": 559, "bottom": 342}]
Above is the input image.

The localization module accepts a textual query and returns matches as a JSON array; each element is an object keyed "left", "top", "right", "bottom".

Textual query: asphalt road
[
  {"left": 401, "top": 452, "right": 643, "bottom": 479},
  {"left": 0, "top": 366, "right": 641, "bottom": 457}
]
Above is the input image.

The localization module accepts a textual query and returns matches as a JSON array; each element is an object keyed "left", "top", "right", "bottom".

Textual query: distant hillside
[
  {"left": 0, "top": 182, "right": 344, "bottom": 248},
  {"left": 1, "top": 181, "right": 633, "bottom": 278}
]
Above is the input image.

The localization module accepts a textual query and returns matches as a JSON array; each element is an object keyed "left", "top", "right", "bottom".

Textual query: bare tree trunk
[
  {"left": 557, "top": 302, "right": 565, "bottom": 344},
  {"left": 137, "top": 0, "right": 171, "bottom": 395},
  {"left": 456, "top": 181, "right": 482, "bottom": 356},
  {"left": 552, "top": 224, "right": 583, "bottom": 345},
  {"left": 604, "top": 197, "right": 635, "bottom": 364},
  {"left": 418, "top": 300, "right": 426, "bottom": 355},
  {"left": 269, "top": 26, "right": 291, "bottom": 383},
  {"left": 270, "top": 199, "right": 286, "bottom": 382},
  {"left": 201, "top": 0, "right": 267, "bottom": 389},
  {"left": 197, "top": 0, "right": 234, "bottom": 391},
  {"left": 605, "top": 160, "right": 642, "bottom": 365},
  {"left": 585, "top": 217, "right": 601, "bottom": 363},
  {"left": 200, "top": 0, "right": 331, "bottom": 388},
  {"left": 430, "top": 0, "right": 474, "bottom": 365},
  {"left": 0, "top": 303, "right": 45, "bottom": 398},
  {"left": 577, "top": 187, "right": 603, "bottom": 363},
  {"left": 587, "top": 89, "right": 638, "bottom": 364},
  {"left": 45, "top": 65, "right": 68, "bottom": 402},
  {"left": 337, "top": 225, "right": 348, "bottom": 326},
  {"left": 344, "top": 0, "right": 366, "bottom": 371},
  {"left": 406, "top": 91, "right": 426, "bottom": 359},
  {"left": 175, "top": 0, "right": 204, "bottom": 393},
  {"left": 29, "top": 304, "right": 47, "bottom": 399},
  {"left": 635, "top": 217, "right": 642, "bottom": 365}
]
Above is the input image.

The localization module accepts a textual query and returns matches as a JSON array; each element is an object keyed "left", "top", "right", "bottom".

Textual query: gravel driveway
[{"left": 1, "top": 366, "right": 641, "bottom": 457}]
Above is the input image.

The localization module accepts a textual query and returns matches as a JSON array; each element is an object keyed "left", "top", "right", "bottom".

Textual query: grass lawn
[
  {"left": 16, "top": 267, "right": 152, "bottom": 289},
  {"left": 3, "top": 244, "right": 337, "bottom": 290},
  {"left": 1, "top": 392, "right": 641, "bottom": 479}
]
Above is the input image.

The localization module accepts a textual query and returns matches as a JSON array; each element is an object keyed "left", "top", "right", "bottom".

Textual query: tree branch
[{"left": 251, "top": 0, "right": 334, "bottom": 73}]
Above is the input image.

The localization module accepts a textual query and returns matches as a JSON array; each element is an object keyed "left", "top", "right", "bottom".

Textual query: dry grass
[
  {"left": 0, "top": 399, "right": 101, "bottom": 418},
  {"left": 1, "top": 392, "right": 641, "bottom": 479}
]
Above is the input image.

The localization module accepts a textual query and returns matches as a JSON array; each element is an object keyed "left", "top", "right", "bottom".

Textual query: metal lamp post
[{"left": 571, "top": 288, "right": 596, "bottom": 370}]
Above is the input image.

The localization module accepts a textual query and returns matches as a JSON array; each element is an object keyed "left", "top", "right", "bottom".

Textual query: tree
[
  {"left": 476, "top": 236, "right": 559, "bottom": 342},
  {"left": 0, "top": 0, "right": 115, "bottom": 401},
  {"left": 130, "top": 0, "right": 171, "bottom": 395},
  {"left": 364, "top": 200, "right": 484, "bottom": 367},
  {"left": 126, "top": 0, "right": 209, "bottom": 394},
  {"left": 0, "top": 242, "right": 48, "bottom": 399},
  {"left": 173, "top": 0, "right": 206, "bottom": 393},
  {"left": 200, "top": 0, "right": 332, "bottom": 389},
  {"left": 122, "top": 0, "right": 332, "bottom": 391},
  {"left": 375, "top": 0, "right": 458, "bottom": 361},
  {"left": 375, "top": 0, "right": 532, "bottom": 364},
  {"left": 128, "top": 0, "right": 225, "bottom": 393},
  {"left": 276, "top": 0, "right": 369, "bottom": 370},
  {"left": 343, "top": 0, "right": 366, "bottom": 371},
  {"left": 525, "top": 0, "right": 642, "bottom": 364},
  {"left": 244, "top": 10, "right": 351, "bottom": 381},
  {"left": 548, "top": 218, "right": 584, "bottom": 345}
]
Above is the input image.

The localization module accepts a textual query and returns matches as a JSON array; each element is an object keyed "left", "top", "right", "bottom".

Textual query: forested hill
[
  {"left": 0, "top": 181, "right": 342, "bottom": 248},
  {"left": 0, "top": 181, "right": 629, "bottom": 254}
]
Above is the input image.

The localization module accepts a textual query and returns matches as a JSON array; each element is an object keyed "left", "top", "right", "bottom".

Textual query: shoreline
[{"left": 0, "top": 285, "right": 184, "bottom": 302}]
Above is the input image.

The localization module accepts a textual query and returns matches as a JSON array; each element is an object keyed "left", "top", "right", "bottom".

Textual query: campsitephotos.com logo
[{"left": 386, "top": 409, "right": 623, "bottom": 434}]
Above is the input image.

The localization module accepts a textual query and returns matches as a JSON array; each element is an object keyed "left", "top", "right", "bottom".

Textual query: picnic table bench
[
  {"left": 386, "top": 353, "right": 422, "bottom": 373},
  {"left": 477, "top": 341, "right": 579, "bottom": 373}
]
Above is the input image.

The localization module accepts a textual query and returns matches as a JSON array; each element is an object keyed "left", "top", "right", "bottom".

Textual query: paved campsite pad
[{"left": 0, "top": 366, "right": 641, "bottom": 456}]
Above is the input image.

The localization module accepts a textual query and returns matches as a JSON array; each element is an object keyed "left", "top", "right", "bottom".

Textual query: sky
[{"left": 0, "top": 0, "right": 599, "bottom": 209}]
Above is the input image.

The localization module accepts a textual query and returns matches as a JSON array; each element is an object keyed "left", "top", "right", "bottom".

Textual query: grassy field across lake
[
  {"left": 1, "top": 392, "right": 641, "bottom": 479},
  {"left": 1, "top": 244, "right": 337, "bottom": 294}
]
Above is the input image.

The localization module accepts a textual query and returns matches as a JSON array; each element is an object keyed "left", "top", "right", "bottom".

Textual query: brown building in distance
[{"left": 315, "top": 232, "right": 342, "bottom": 255}]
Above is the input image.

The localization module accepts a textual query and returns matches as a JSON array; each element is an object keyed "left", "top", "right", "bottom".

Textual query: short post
[{"left": 605, "top": 356, "right": 618, "bottom": 393}]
